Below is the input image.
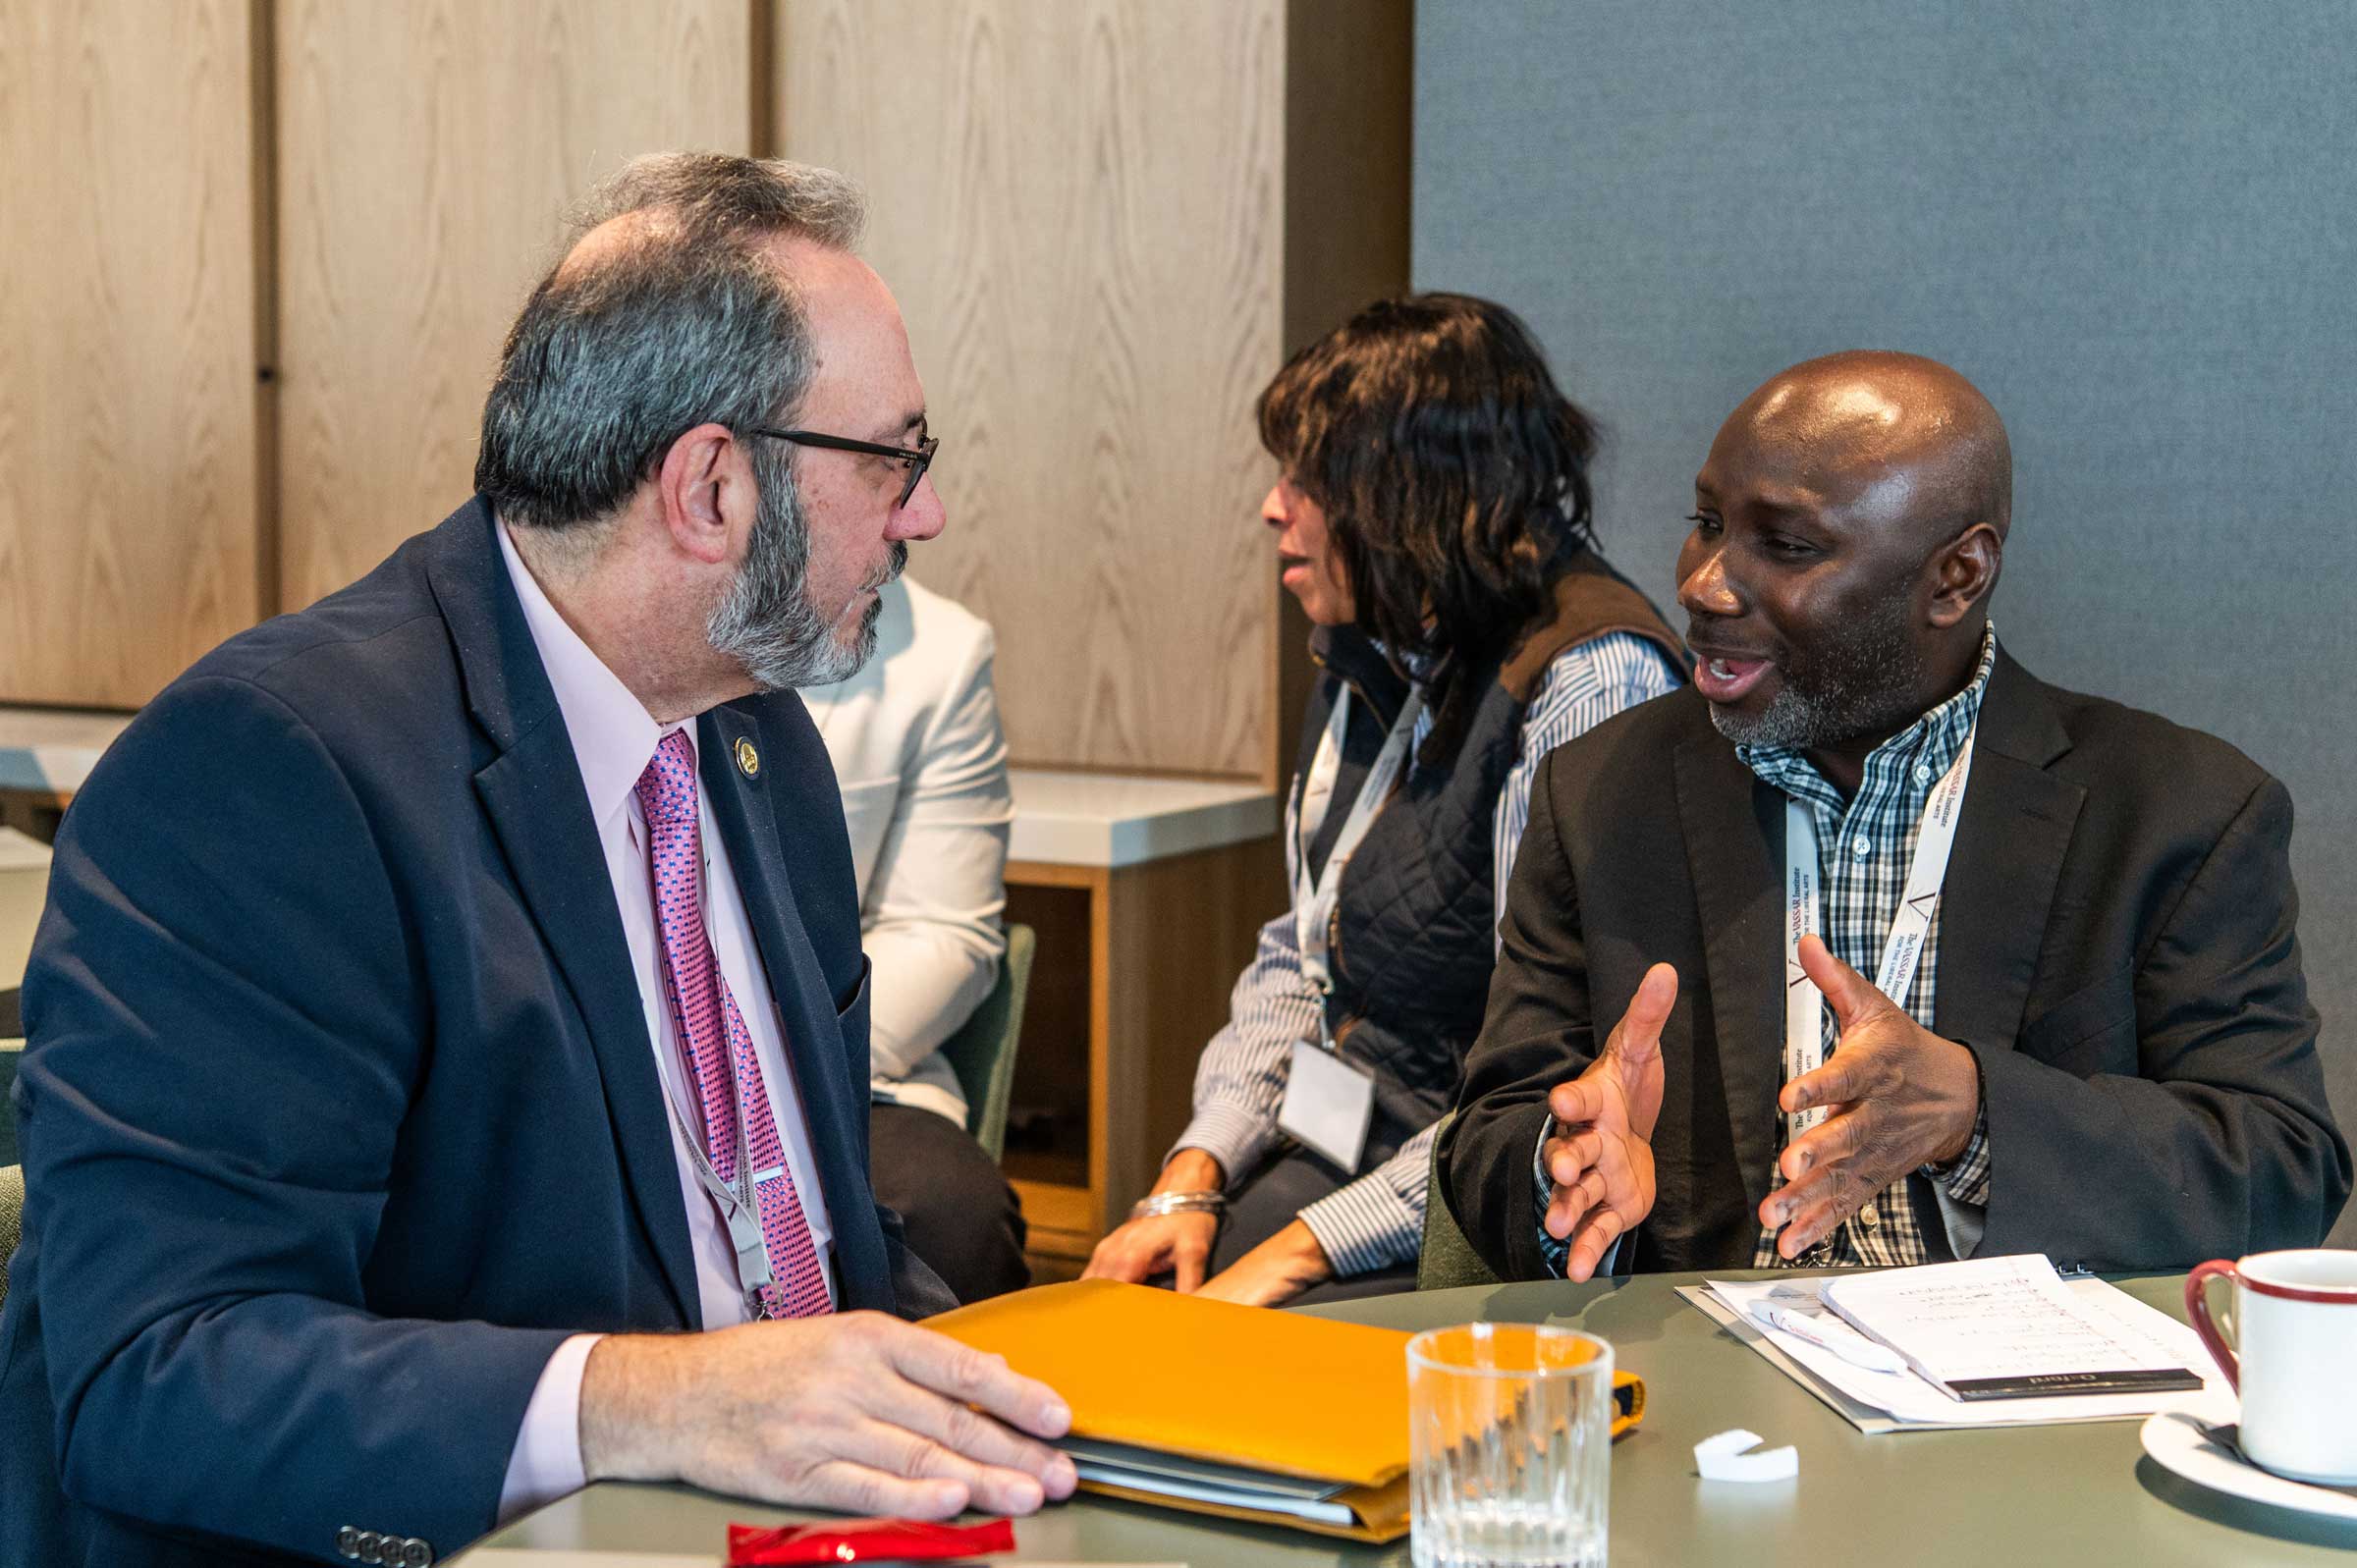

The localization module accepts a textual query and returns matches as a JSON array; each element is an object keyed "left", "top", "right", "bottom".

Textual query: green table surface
[{"left": 459, "top": 1271, "right": 2357, "bottom": 1566}]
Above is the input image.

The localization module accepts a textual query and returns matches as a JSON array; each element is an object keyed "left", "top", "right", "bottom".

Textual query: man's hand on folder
[
  {"left": 1544, "top": 962, "right": 1674, "bottom": 1281},
  {"left": 1082, "top": 1149, "right": 1226, "bottom": 1291},
  {"left": 577, "top": 1312, "right": 1079, "bottom": 1519}
]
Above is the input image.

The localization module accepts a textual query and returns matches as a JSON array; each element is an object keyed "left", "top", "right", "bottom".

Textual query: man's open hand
[
  {"left": 579, "top": 1312, "right": 1077, "bottom": 1518},
  {"left": 1542, "top": 962, "right": 1675, "bottom": 1280},
  {"left": 1761, "top": 935, "right": 1981, "bottom": 1258}
]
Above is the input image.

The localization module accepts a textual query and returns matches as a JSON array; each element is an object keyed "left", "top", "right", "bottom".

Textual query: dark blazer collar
[
  {"left": 1971, "top": 643, "right": 2073, "bottom": 772},
  {"left": 422, "top": 498, "right": 702, "bottom": 1325},
  {"left": 1932, "top": 646, "right": 2086, "bottom": 1054},
  {"left": 419, "top": 497, "right": 563, "bottom": 755}
]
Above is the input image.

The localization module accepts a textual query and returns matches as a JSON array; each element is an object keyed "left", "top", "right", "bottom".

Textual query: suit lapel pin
[{"left": 734, "top": 736, "right": 761, "bottom": 779}]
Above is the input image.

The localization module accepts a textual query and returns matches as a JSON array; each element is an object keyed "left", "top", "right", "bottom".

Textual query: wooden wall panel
[
  {"left": 778, "top": 0, "right": 1287, "bottom": 781},
  {"left": 274, "top": 0, "right": 751, "bottom": 610},
  {"left": 0, "top": 0, "right": 261, "bottom": 708}
]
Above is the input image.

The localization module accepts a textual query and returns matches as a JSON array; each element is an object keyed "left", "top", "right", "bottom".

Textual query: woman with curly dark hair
[{"left": 1084, "top": 294, "right": 1688, "bottom": 1305}]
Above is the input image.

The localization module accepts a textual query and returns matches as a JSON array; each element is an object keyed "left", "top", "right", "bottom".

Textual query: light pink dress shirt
[{"left": 494, "top": 519, "right": 838, "bottom": 1520}]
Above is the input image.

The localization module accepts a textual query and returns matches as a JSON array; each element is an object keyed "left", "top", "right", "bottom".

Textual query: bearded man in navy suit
[{"left": 0, "top": 154, "right": 1074, "bottom": 1568}]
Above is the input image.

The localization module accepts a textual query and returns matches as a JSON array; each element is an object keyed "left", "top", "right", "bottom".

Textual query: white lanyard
[
  {"left": 658, "top": 1060, "right": 790, "bottom": 1319},
  {"left": 1781, "top": 726, "right": 1977, "bottom": 1138},
  {"left": 1291, "top": 684, "right": 1426, "bottom": 1013},
  {"left": 644, "top": 812, "right": 788, "bottom": 1320}
]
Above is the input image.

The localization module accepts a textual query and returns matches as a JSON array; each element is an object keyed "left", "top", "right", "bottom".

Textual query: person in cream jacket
[{"left": 804, "top": 573, "right": 1028, "bottom": 1302}]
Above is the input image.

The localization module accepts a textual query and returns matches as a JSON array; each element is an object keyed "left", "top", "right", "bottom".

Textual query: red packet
[{"left": 726, "top": 1517, "right": 1015, "bottom": 1565}]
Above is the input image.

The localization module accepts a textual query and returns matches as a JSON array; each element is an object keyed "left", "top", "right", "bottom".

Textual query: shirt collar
[
  {"left": 1739, "top": 622, "right": 1999, "bottom": 807},
  {"left": 495, "top": 516, "right": 687, "bottom": 829}
]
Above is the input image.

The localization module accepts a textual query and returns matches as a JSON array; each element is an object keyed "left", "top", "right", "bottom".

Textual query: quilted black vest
[{"left": 1294, "top": 551, "right": 1686, "bottom": 1165}]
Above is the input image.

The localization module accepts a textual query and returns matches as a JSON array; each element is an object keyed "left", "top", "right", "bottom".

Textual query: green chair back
[
  {"left": 0, "top": 1037, "right": 20, "bottom": 1169},
  {"left": 935, "top": 923, "right": 1034, "bottom": 1163},
  {"left": 0, "top": 1163, "right": 21, "bottom": 1315},
  {"left": 1418, "top": 1108, "right": 1502, "bottom": 1290}
]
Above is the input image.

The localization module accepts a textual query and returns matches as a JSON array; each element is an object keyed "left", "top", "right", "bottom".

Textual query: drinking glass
[{"left": 1407, "top": 1322, "right": 1613, "bottom": 1568}]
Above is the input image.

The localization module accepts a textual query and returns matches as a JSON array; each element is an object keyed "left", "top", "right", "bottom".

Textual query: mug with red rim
[{"left": 2185, "top": 1248, "right": 2357, "bottom": 1486}]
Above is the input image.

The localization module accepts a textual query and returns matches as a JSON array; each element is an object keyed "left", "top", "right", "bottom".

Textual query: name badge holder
[
  {"left": 1275, "top": 685, "right": 1424, "bottom": 1172},
  {"left": 661, "top": 1047, "right": 787, "bottom": 1322},
  {"left": 1781, "top": 726, "right": 1978, "bottom": 1147}
]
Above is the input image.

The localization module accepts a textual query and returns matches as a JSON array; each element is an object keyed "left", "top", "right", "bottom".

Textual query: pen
[{"left": 1745, "top": 1302, "right": 1910, "bottom": 1376}]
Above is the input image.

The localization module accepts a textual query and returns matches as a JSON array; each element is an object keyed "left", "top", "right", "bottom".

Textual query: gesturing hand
[
  {"left": 1761, "top": 935, "right": 1982, "bottom": 1259},
  {"left": 1542, "top": 963, "right": 1675, "bottom": 1281},
  {"left": 579, "top": 1312, "right": 1078, "bottom": 1518}
]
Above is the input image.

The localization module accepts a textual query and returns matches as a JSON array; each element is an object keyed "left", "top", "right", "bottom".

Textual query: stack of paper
[
  {"left": 1819, "top": 1255, "right": 2205, "bottom": 1400},
  {"left": 1681, "top": 1255, "right": 2233, "bottom": 1433}
]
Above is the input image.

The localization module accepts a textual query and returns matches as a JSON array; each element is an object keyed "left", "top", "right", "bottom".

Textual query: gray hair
[{"left": 473, "top": 153, "right": 867, "bottom": 534}]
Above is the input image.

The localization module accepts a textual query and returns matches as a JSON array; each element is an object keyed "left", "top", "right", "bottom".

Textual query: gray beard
[
  {"left": 1705, "top": 595, "right": 1930, "bottom": 752},
  {"left": 707, "top": 463, "right": 904, "bottom": 691}
]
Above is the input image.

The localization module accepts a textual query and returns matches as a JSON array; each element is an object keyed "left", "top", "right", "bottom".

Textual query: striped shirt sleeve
[
  {"left": 1305, "top": 633, "right": 1680, "bottom": 1277},
  {"left": 1169, "top": 790, "right": 1321, "bottom": 1186}
]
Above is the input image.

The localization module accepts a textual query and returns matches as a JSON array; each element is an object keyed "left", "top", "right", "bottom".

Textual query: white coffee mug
[{"left": 2186, "top": 1248, "right": 2357, "bottom": 1485}]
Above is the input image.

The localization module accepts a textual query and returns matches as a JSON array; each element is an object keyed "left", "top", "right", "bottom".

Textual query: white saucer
[{"left": 2139, "top": 1411, "right": 2357, "bottom": 1522}]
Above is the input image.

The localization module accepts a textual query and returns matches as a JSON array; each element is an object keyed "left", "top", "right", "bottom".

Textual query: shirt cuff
[
  {"left": 1930, "top": 1100, "right": 1992, "bottom": 1207},
  {"left": 1529, "top": 1116, "right": 1626, "bottom": 1278},
  {"left": 1531, "top": 1118, "right": 1569, "bottom": 1278},
  {"left": 1170, "top": 1102, "right": 1275, "bottom": 1190},
  {"left": 496, "top": 1332, "right": 603, "bottom": 1526},
  {"left": 1298, "top": 1175, "right": 1419, "bottom": 1277}
]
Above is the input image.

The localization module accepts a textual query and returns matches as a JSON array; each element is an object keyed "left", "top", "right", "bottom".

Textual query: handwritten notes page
[
  {"left": 1819, "top": 1255, "right": 2202, "bottom": 1398},
  {"left": 1702, "top": 1260, "right": 2230, "bottom": 1430}
]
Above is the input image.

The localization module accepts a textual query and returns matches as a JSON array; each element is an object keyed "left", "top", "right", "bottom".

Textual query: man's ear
[
  {"left": 1927, "top": 521, "right": 2002, "bottom": 627},
  {"left": 656, "top": 422, "right": 745, "bottom": 567}
]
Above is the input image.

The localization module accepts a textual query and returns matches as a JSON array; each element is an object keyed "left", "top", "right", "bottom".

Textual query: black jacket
[{"left": 1440, "top": 648, "right": 2350, "bottom": 1278}]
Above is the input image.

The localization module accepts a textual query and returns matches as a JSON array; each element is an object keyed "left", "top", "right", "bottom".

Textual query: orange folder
[
  {"left": 930, "top": 1278, "right": 1415, "bottom": 1541},
  {"left": 931, "top": 1278, "right": 1647, "bottom": 1544}
]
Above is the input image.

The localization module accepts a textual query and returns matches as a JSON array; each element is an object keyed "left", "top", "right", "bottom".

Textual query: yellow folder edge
[{"left": 931, "top": 1279, "right": 1648, "bottom": 1545}]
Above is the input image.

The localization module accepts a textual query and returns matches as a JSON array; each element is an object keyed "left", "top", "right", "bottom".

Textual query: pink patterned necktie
[{"left": 634, "top": 729, "right": 830, "bottom": 1320}]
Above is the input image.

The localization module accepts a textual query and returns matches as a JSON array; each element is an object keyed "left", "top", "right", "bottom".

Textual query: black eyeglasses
[{"left": 751, "top": 427, "right": 939, "bottom": 510}]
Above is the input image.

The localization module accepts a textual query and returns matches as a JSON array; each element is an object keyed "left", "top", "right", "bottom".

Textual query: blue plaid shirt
[
  {"left": 1738, "top": 625, "right": 1998, "bottom": 1267},
  {"left": 1537, "top": 626, "right": 1997, "bottom": 1274}
]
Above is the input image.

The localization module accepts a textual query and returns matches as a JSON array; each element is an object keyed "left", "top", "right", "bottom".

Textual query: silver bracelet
[{"left": 1129, "top": 1190, "right": 1225, "bottom": 1220}]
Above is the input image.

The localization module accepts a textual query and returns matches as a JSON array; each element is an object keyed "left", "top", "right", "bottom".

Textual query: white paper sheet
[
  {"left": 1819, "top": 1254, "right": 2197, "bottom": 1391},
  {"left": 1701, "top": 1272, "right": 2233, "bottom": 1429}
]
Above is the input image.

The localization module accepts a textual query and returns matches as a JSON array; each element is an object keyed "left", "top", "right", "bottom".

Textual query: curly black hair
[{"left": 1257, "top": 293, "right": 1601, "bottom": 765}]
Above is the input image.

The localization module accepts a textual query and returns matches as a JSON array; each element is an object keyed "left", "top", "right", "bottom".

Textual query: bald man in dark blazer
[{"left": 1441, "top": 352, "right": 2348, "bottom": 1281}]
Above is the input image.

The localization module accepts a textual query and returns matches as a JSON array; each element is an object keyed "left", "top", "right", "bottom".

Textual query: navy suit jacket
[{"left": 0, "top": 500, "right": 945, "bottom": 1566}]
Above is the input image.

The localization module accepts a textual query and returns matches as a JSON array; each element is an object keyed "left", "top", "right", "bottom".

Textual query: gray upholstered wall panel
[{"left": 1417, "top": 0, "right": 2357, "bottom": 1245}]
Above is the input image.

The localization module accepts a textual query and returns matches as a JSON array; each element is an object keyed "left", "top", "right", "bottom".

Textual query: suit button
[
  {"left": 403, "top": 1538, "right": 434, "bottom": 1567},
  {"left": 337, "top": 1526, "right": 361, "bottom": 1559},
  {"left": 356, "top": 1533, "right": 383, "bottom": 1564}
]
